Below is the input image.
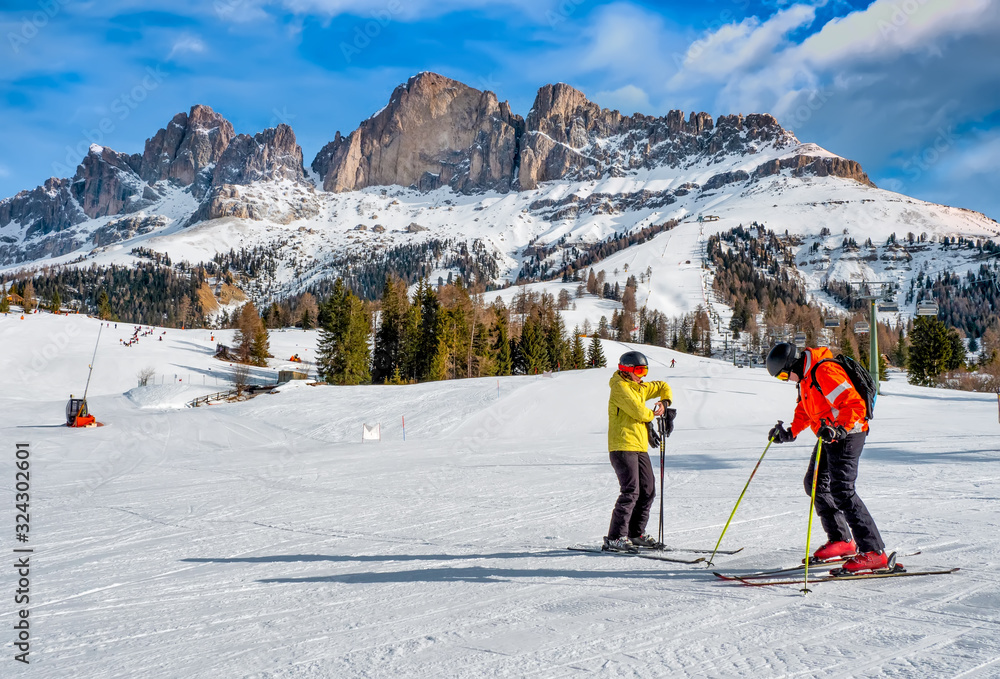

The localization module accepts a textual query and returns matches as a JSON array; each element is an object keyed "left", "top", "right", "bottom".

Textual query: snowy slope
[{"left": 3, "top": 313, "right": 999, "bottom": 677}]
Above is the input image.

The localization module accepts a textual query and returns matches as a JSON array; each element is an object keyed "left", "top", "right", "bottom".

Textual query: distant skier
[
  {"left": 765, "top": 342, "right": 887, "bottom": 573},
  {"left": 604, "top": 351, "right": 673, "bottom": 552},
  {"left": 670, "top": 359, "right": 676, "bottom": 368}
]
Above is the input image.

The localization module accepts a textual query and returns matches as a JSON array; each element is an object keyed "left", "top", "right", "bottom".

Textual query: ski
[
  {"left": 647, "top": 545, "right": 744, "bottom": 556},
  {"left": 714, "top": 550, "right": 922, "bottom": 581},
  {"left": 566, "top": 546, "right": 705, "bottom": 564},
  {"left": 731, "top": 566, "right": 959, "bottom": 587}
]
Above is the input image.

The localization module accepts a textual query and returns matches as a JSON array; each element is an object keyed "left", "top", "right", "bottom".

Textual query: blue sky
[{"left": 1, "top": 0, "right": 998, "bottom": 219}]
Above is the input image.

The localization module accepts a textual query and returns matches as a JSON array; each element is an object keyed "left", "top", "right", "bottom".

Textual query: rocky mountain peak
[
  {"left": 140, "top": 104, "right": 235, "bottom": 198},
  {"left": 312, "top": 71, "right": 523, "bottom": 194}
]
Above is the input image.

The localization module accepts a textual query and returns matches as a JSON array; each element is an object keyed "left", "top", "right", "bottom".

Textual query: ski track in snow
[{"left": 1, "top": 314, "right": 999, "bottom": 677}]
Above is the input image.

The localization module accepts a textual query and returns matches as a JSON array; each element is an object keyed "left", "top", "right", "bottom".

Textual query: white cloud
[
  {"left": 671, "top": 4, "right": 816, "bottom": 82},
  {"left": 593, "top": 85, "right": 651, "bottom": 114},
  {"left": 0, "top": 164, "right": 10, "bottom": 179},
  {"left": 167, "top": 36, "right": 207, "bottom": 60}
]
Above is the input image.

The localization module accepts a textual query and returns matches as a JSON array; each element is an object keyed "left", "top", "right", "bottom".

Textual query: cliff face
[
  {"left": 312, "top": 72, "right": 524, "bottom": 194},
  {"left": 310, "top": 76, "right": 873, "bottom": 194},
  {"left": 139, "top": 105, "right": 235, "bottom": 199}
]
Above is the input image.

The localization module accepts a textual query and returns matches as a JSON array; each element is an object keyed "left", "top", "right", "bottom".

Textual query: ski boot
[
  {"left": 603, "top": 536, "right": 638, "bottom": 553},
  {"left": 809, "top": 540, "right": 857, "bottom": 564}
]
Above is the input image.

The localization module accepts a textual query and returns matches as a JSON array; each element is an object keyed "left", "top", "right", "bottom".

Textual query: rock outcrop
[
  {"left": 92, "top": 214, "right": 169, "bottom": 247},
  {"left": 72, "top": 145, "right": 157, "bottom": 219},
  {"left": 140, "top": 105, "right": 235, "bottom": 199},
  {"left": 515, "top": 84, "right": 798, "bottom": 190},
  {"left": 211, "top": 124, "right": 307, "bottom": 187},
  {"left": 312, "top": 72, "right": 524, "bottom": 194}
]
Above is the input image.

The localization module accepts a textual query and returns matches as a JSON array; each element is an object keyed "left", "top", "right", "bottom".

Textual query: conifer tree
[
  {"left": 0, "top": 284, "right": 9, "bottom": 314},
  {"left": 569, "top": 328, "right": 586, "bottom": 369},
  {"left": 49, "top": 288, "right": 61, "bottom": 313},
  {"left": 520, "top": 315, "right": 550, "bottom": 374},
  {"left": 908, "top": 315, "right": 952, "bottom": 385},
  {"left": 97, "top": 289, "right": 112, "bottom": 320},
  {"left": 373, "top": 276, "right": 409, "bottom": 383},
  {"left": 492, "top": 304, "right": 512, "bottom": 376},
  {"left": 587, "top": 336, "right": 607, "bottom": 368},
  {"left": 316, "top": 280, "right": 372, "bottom": 385}
]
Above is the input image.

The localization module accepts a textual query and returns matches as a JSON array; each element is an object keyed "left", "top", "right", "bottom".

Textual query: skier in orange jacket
[{"left": 765, "top": 342, "right": 887, "bottom": 573}]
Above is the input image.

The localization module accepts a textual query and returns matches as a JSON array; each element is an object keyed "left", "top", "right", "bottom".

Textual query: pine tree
[
  {"left": 316, "top": 280, "right": 372, "bottom": 385},
  {"left": 908, "top": 315, "right": 952, "bottom": 386},
  {"left": 0, "top": 284, "right": 9, "bottom": 314},
  {"left": 373, "top": 276, "right": 409, "bottom": 383},
  {"left": 492, "top": 304, "right": 512, "bottom": 376},
  {"left": 587, "top": 337, "right": 607, "bottom": 368},
  {"left": 49, "top": 288, "right": 61, "bottom": 313},
  {"left": 97, "top": 288, "right": 112, "bottom": 320},
  {"left": 545, "top": 312, "right": 568, "bottom": 370},
  {"left": 946, "top": 329, "right": 966, "bottom": 371},
  {"left": 520, "top": 315, "right": 550, "bottom": 374},
  {"left": 569, "top": 329, "right": 586, "bottom": 369}
]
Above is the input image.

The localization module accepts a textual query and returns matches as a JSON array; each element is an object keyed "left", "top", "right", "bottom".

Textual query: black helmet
[
  {"left": 618, "top": 351, "right": 648, "bottom": 368},
  {"left": 766, "top": 342, "right": 798, "bottom": 379}
]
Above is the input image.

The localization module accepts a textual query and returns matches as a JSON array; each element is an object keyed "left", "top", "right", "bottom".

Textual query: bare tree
[
  {"left": 136, "top": 366, "right": 156, "bottom": 387},
  {"left": 232, "top": 364, "right": 251, "bottom": 399}
]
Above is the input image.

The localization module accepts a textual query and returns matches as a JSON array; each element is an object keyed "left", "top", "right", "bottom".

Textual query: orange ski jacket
[{"left": 789, "top": 347, "right": 869, "bottom": 437}]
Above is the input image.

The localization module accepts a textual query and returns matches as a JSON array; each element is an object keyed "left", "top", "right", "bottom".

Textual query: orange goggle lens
[
  {"left": 776, "top": 370, "right": 790, "bottom": 381},
  {"left": 620, "top": 364, "right": 648, "bottom": 377}
]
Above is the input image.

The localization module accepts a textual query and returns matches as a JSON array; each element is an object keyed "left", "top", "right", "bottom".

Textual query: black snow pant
[
  {"left": 608, "top": 451, "right": 656, "bottom": 540},
  {"left": 803, "top": 431, "right": 885, "bottom": 553}
]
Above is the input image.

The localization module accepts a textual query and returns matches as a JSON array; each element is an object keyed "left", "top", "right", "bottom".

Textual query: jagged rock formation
[
  {"left": 189, "top": 124, "right": 317, "bottom": 225},
  {"left": 312, "top": 72, "right": 523, "bottom": 194},
  {"left": 310, "top": 77, "right": 874, "bottom": 194},
  {"left": 92, "top": 214, "right": 169, "bottom": 247},
  {"left": 139, "top": 105, "right": 235, "bottom": 199},
  {"left": 211, "top": 124, "right": 307, "bottom": 187}
]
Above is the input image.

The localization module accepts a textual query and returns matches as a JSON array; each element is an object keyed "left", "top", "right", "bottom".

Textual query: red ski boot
[
  {"left": 842, "top": 550, "right": 889, "bottom": 573},
  {"left": 811, "top": 540, "right": 857, "bottom": 563}
]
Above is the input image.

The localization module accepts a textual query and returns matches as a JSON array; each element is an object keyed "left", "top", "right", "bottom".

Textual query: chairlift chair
[
  {"left": 794, "top": 331, "right": 807, "bottom": 348},
  {"left": 878, "top": 301, "right": 899, "bottom": 313},
  {"left": 915, "top": 300, "right": 939, "bottom": 316},
  {"left": 824, "top": 316, "right": 840, "bottom": 328},
  {"left": 854, "top": 321, "right": 870, "bottom": 334}
]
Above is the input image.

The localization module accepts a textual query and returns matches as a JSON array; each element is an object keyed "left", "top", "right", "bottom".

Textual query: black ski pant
[
  {"left": 803, "top": 431, "right": 885, "bottom": 553},
  {"left": 608, "top": 451, "right": 656, "bottom": 540}
]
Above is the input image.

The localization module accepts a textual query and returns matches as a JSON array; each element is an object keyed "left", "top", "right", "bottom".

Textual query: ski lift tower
[{"left": 848, "top": 280, "right": 893, "bottom": 396}]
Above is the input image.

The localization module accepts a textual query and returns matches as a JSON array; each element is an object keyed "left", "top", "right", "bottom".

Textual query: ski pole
[
  {"left": 802, "top": 436, "right": 824, "bottom": 594},
  {"left": 707, "top": 429, "right": 777, "bottom": 566},
  {"left": 657, "top": 407, "right": 676, "bottom": 546},
  {"left": 658, "top": 415, "right": 666, "bottom": 545}
]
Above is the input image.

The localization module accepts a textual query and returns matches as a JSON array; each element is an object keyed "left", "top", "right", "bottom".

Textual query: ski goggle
[
  {"left": 619, "top": 364, "right": 648, "bottom": 377},
  {"left": 776, "top": 370, "right": 790, "bottom": 382}
]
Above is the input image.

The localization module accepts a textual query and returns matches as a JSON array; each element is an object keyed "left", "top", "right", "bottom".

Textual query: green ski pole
[
  {"left": 707, "top": 426, "right": 777, "bottom": 566},
  {"left": 802, "top": 436, "right": 824, "bottom": 594}
]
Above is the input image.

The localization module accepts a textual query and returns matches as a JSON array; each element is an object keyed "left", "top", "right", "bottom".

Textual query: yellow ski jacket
[{"left": 607, "top": 371, "right": 674, "bottom": 452}]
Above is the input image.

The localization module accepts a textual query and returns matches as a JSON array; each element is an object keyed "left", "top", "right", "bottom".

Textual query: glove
[
  {"left": 817, "top": 423, "right": 848, "bottom": 443},
  {"left": 768, "top": 422, "right": 795, "bottom": 444},
  {"left": 659, "top": 407, "right": 676, "bottom": 438},
  {"left": 646, "top": 420, "right": 662, "bottom": 449}
]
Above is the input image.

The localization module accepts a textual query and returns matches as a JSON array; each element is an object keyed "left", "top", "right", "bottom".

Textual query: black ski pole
[{"left": 657, "top": 407, "right": 676, "bottom": 546}]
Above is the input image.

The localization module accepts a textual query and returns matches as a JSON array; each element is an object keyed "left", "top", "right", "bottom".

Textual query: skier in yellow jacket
[{"left": 604, "top": 351, "right": 673, "bottom": 552}]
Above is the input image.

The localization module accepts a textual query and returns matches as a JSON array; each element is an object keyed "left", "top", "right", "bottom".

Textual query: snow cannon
[{"left": 66, "top": 396, "right": 97, "bottom": 428}]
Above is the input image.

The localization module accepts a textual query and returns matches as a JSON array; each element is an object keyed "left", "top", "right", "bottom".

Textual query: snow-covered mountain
[{"left": 1, "top": 72, "right": 997, "bottom": 321}]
